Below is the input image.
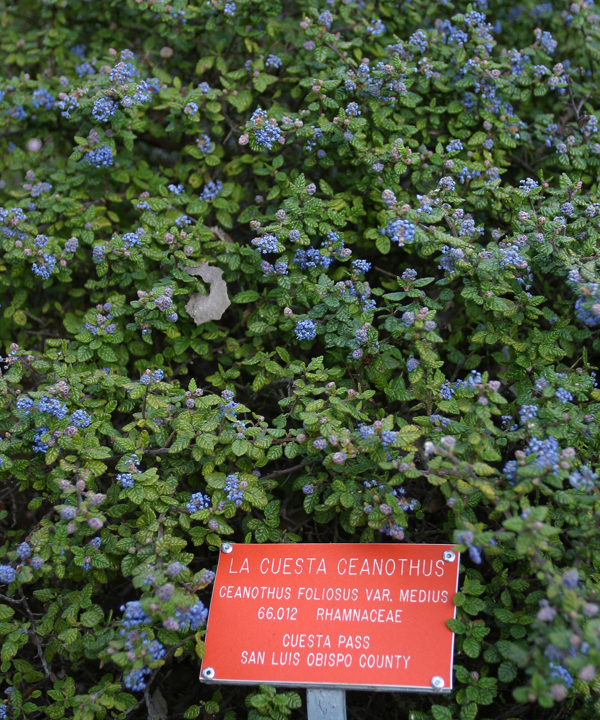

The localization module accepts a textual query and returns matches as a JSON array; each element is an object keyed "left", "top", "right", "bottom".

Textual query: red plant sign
[{"left": 201, "top": 543, "right": 460, "bottom": 692}]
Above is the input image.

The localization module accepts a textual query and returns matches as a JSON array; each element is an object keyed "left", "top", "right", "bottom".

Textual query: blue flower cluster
[
  {"left": 0, "top": 565, "right": 16, "bottom": 584},
  {"left": 293, "top": 247, "right": 333, "bottom": 270},
  {"left": 139, "top": 368, "right": 165, "bottom": 385},
  {"left": 120, "top": 601, "right": 151, "bottom": 629},
  {"left": 33, "top": 88, "right": 54, "bottom": 110},
  {"left": 196, "top": 134, "right": 214, "bottom": 155},
  {"left": 265, "top": 54, "right": 282, "bottom": 69},
  {"left": 173, "top": 600, "right": 208, "bottom": 630},
  {"left": 117, "top": 473, "right": 135, "bottom": 489},
  {"left": 70, "top": 409, "right": 92, "bottom": 428},
  {"left": 187, "top": 492, "right": 211, "bottom": 513},
  {"left": 380, "top": 218, "right": 415, "bottom": 246},
  {"left": 352, "top": 259, "right": 371, "bottom": 274},
  {"left": 455, "top": 530, "right": 482, "bottom": 564},
  {"left": 569, "top": 465, "right": 597, "bottom": 491},
  {"left": 251, "top": 233, "right": 278, "bottom": 253},
  {"left": 504, "top": 436, "right": 561, "bottom": 482},
  {"left": 33, "top": 426, "right": 51, "bottom": 454},
  {"left": 200, "top": 179, "right": 223, "bottom": 201},
  {"left": 295, "top": 318, "right": 317, "bottom": 341},
  {"left": 110, "top": 60, "right": 138, "bottom": 84},
  {"left": 86, "top": 146, "right": 113, "bottom": 168},
  {"left": 224, "top": 474, "right": 245, "bottom": 506},
  {"left": 249, "top": 108, "right": 281, "bottom": 150},
  {"left": 92, "top": 97, "right": 117, "bottom": 122}
]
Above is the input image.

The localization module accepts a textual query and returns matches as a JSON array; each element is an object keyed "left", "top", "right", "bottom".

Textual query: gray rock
[{"left": 184, "top": 263, "right": 231, "bottom": 325}]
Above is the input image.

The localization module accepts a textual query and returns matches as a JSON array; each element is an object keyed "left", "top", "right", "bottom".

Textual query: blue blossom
[
  {"left": 536, "top": 29, "right": 557, "bottom": 54},
  {"left": 86, "top": 146, "right": 113, "bottom": 168},
  {"left": 92, "top": 97, "right": 117, "bottom": 122},
  {"left": 225, "top": 474, "right": 245, "bottom": 506},
  {"left": 548, "top": 663, "right": 574, "bottom": 688},
  {"left": 38, "top": 396, "right": 67, "bottom": 419},
  {"left": 117, "top": 473, "right": 135, "bottom": 489},
  {"left": 555, "top": 387, "right": 573, "bottom": 404},
  {"left": 124, "top": 667, "right": 152, "bottom": 692},
  {"left": 120, "top": 601, "right": 151, "bottom": 630},
  {"left": 224, "top": 1, "right": 236, "bottom": 16},
  {"left": 352, "top": 259, "right": 371, "bottom": 273},
  {"left": 166, "top": 561, "right": 183, "bottom": 577},
  {"left": 110, "top": 61, "right": 138, "bottom": 84},
  {"left": 0, "top": 565, "right": 16, "bottom": 584},
  {"left": 293, "top": 247, "right": 332, "bottom": 270},
  {"left": 65, "top": 236, "right": 79, "bottom": 253},
  {"left": 187, "top": 492, "right": 211, "bottom": 513},
  {"left": 519, "top": 405, "right": 538, "bottom": 423},
  {"left": 200, "top": 179, "right": 223, "bottom": 201},
  {"left": 520, "top": 178, "right": 539, "bottom": 194},
  {"left": 439, "top": 381, "right": 454, "bottom": 400},
  {"left": 381, "top": 431, "right": 396, "bottom": 447},
  {"left": 265, "top": 54, "right": 282, "bottom": 69},
  {"left": 32, "top": 88, "right": 54, "bottom": 110},
  {"left": 33, "top": 426, "right": 50, "bottom": 453},
  {"left": 366, "top": 18, "right": 386, "bottom": 36},
  {"left": 380, "top": 218, "right": 415, "bottom": 246},
  {"left": 252, "top": 233, "right": 278, "bottom": 253},
  {"left": 249, "top": 108, "right": 281, "bottom": 150},
  {"left": 16, "top": 542, "right": 31, "bottom": 559},
  {"left": 358, "top": 424, "right": 375, "bottom": 439},
  {"left": 196, "top": 134, "right": 214, "bottom": 155},
  {"left": 122, "top": 231, "right": 144, "bottom": 248},
  {"left": 70, "top": 409, "right": 92, "bottom": 428},
  {"left": 408, "top": 29, "right": 428, "bottom": 52},
  {"left": 446, "top": 139, "right": 463, "bottom": 153},
  {"left": 318, "top": 10, "right": 333, "bottom": 28},
  {"left": 526, "top": 436, "right": 561, "bottom": 473},
  {"left": 439, "top": 176, "right": 456, "bottom": 192},
  {"left": 401, "top": 311, "right": 415, "bottom": 327},
  {"left": 569, "top": 466, "right": 597, "bottom": 490},
  {"left": 76, "top": 62, "right": 95, "bottom": 77},
  {"left": 16, "top": 397, "right": 34, "bottom": 414},
  {"left": 32, "top": 253, "right": 57, "bottom": 280},
  {"left": 174, "top": 601, "right": 208, "bottom": 630},
  {"left": 295, "top": 319, "right": 317, "bottom": 341}
]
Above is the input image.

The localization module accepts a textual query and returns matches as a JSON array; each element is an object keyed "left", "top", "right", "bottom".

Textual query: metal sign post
[{"left": 306, "top": 688, "right": 346, "bottom": 720}]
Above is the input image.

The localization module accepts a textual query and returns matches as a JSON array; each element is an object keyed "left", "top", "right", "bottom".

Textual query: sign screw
[
  {"left": 202, "top": 667, "right": 215, "bottom": 680},
  {"left": 221, "top": 543, "right": 233, "bottom": 554},
  {"left": 442, "top": 550, "right": 455, "bottom": 562},
  {"left": 431, "top": 676, "right": 445, "bottom": 692}
]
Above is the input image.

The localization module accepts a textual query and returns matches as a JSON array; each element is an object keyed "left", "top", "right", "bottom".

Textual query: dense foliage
[{"left": 1, "top": 0, "right": 600, "bottom": 718}]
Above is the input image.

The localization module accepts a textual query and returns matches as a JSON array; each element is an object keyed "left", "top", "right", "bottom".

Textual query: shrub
[{"left": 1, "top": 0, "right": 600, "bottom": 718}]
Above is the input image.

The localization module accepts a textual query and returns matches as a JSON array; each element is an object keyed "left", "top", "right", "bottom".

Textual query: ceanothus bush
[{"left": 1, "top": 0, "right": 600, "bottom": 719}]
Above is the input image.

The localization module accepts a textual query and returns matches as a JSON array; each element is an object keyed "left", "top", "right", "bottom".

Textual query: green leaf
[
  {"left": 497, "top": 661, "right": 517, "bottom": 683},
  {"left": 80, "top": 606, "right": 104, "bottom": 627},
  {"left": 376, "top": 235, "right": 391, "bottom": 255},
  {"left": 232, "top": 290, "right": 259, "bottom": 303},
  {"left": 462, "top": 637, "right": 480, "bottom": 658},
  {"left": 431, "top": 706, "right": 453, "bottom": 720}
]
